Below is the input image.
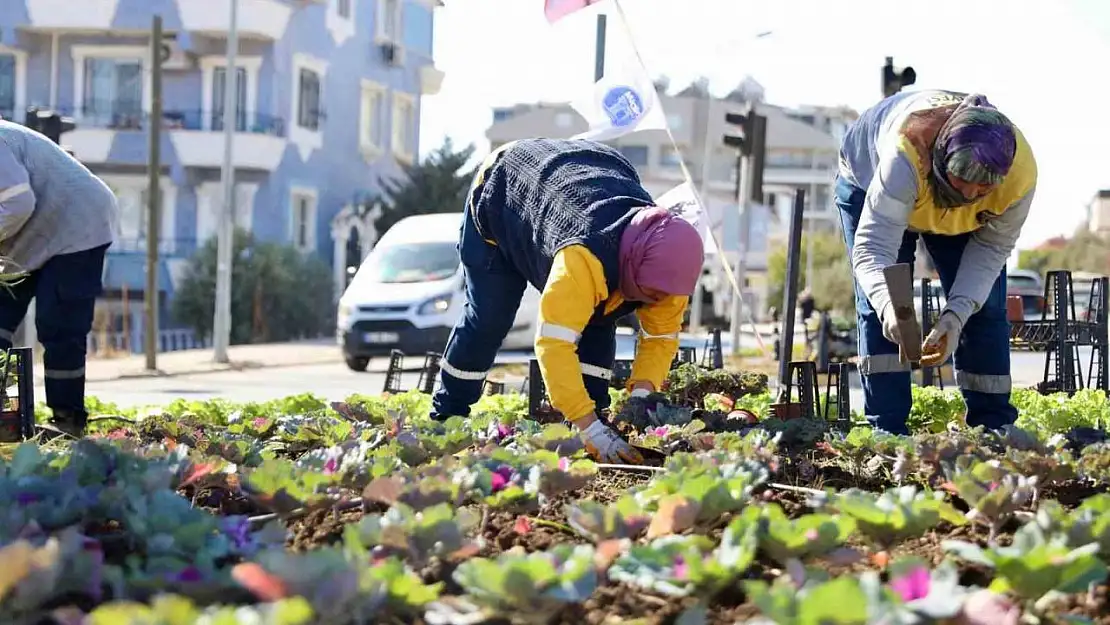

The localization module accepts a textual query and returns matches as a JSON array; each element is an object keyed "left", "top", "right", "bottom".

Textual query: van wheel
[{"left": 345, "top": 356, "right": 370, "bottom": 372}]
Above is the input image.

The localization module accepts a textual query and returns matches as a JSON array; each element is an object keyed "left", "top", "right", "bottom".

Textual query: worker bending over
[
  {"left": 0, "top": 119, "right": 118, "bottom": 437},
  {"left": 431, "top": 138, "right": 704, "bottom": 463},
  {"left": 838, "top": 90, "right": 1036, "bottom": 434}
]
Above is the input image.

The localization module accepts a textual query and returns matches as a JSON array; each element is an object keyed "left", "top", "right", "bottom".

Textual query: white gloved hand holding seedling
[{"left": 575, "top": 415, "right": 643, "bottom": 464}]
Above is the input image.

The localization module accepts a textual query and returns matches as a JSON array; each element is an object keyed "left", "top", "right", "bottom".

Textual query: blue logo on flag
[{"left": 601, "top": 85, "right": 646, "bottom": 128}]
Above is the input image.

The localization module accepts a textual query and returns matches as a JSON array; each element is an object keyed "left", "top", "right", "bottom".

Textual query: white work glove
[
  {"left": 579, "top": 419, "right": 644, "bottom": 464},
  {"left": 879, "top": 302, "right": 902, "bottom": 346},
  {"left": 921, "top": 311, "right": 963, "bottom": 367},
  {"left": 630, "top": 387, "right": 651, "bottom": 399}
]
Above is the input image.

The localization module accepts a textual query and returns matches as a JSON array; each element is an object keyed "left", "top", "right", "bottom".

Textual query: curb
[{"left": 62, "top": 354, "right": 345, "bottom": 384}]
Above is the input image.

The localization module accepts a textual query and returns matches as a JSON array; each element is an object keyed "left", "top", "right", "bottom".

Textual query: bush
[{"left": 172, "top": 229, "right": 334, "bottom": 345}]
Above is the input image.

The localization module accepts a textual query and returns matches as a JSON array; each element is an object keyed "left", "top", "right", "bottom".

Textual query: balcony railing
[
  {"left": 88, "top": 328, "right": 210, "bottom": 356},
  {"left": 56, "top": 101, "right": 286, "bottom": 137}
]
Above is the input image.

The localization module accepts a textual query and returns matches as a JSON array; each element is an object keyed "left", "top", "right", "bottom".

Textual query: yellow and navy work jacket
[
  {"left": 470, "top": 138, "right": 688, "bottom": 421},
  {"left": 838, "top": 89, "right": 1038, "bottom": 324}
]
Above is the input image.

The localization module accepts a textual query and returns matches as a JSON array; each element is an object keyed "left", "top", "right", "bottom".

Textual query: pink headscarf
[{"left": 618, "top": 207, "right": 705, "bottom": 303}]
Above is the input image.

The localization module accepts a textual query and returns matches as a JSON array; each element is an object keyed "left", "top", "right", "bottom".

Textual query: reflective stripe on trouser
[
  {"left": 431, "top": 207, "right": 527, "bottom": 419},
  {"left": 578, "top": 321, "right": 618, "bottom": 416},
  {"left": 836, "top": 176, "right": 1016, "bottom": 433}
]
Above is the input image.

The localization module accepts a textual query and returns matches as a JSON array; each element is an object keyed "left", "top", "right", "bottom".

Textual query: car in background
[
  {"left": 1007, "top": 269, "right": 1045, "bottom": 321},
  {"left": 1070, "top": 271, "right": 1100, "bottom": 320},
  {"left": 336, "top": 213, "right": 540, "bottom": 372}
]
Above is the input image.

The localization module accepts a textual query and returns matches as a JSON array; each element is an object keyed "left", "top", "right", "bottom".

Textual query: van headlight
[
  {"left": 418, "top": 293, "right": 453, "bottom": 315},
  {"left": 337, "top": 302, "right": 355, "bottom": 329}
]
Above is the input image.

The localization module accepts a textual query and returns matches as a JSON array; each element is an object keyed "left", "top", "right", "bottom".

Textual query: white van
[{"left": 336, "top": 213, "right": 541, "bottom": 372}]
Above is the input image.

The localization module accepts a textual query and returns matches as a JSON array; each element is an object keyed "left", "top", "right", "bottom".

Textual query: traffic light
[
  {"left": 23, "top": 107, "right": 77, "bottom": 145},
  {"left": 723, "top": 108, "right": 757, "bottom": 156},
  {"left": 882, "top": 56, "right": 916, "bottom": 98},
  {"left": 723, "top": 106, "right": 767, "bottom": 203}
]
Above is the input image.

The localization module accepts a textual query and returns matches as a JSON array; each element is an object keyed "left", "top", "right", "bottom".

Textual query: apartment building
[{"left": 0, "top": 0, "right": 444, "bottom": 345}]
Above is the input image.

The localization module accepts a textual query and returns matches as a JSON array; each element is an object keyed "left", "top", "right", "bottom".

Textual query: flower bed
[{"left": 3, "top": 369, "right": 1110, "bottom": 624}]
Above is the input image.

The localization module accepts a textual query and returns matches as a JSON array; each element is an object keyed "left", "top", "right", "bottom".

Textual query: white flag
[
  {"left": 569, "top": 56, "right": 668, "bottom": 142},
  {"left": 654, "top": 182, "right": 718, "bottom": 254}
]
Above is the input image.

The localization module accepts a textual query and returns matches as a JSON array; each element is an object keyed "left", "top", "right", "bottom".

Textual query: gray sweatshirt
[
  {"left": 0, "top": 121, "right": 118, "bottom": 274},
  {"left": 839, "top": 90, "right": 1037, "bottom": 325}
]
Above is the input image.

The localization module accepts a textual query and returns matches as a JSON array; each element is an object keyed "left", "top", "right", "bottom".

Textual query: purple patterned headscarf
[{"left": 930, "top": 94, "right": 1017, "bottom": 208}]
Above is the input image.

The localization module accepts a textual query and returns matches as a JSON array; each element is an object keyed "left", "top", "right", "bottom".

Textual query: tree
[
  {"left": 767, "top": 230, "right": 855, "bottom": 314},
  {"left": 172, "top": 229, "right": 334, "bottom": 345},
  {"left": 373, "top": 137, "right": 477, "bottom": 237},
  {"left": 1018, "top": 228, "right": 1110, "bottom": 276}
]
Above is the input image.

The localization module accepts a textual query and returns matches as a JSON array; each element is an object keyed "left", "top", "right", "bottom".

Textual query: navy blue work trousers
[{"left": 0, "top": 244, "right": 108, "bottom": 415}]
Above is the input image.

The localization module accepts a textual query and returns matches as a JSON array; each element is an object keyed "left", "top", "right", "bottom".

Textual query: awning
[{"left": 102, "top": 254, "right": 175, "bottom": 293}]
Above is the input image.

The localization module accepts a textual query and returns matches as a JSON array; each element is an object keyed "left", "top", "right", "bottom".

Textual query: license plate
[{"left": 364, "top": 332, "right": 399, "bottom": 344}]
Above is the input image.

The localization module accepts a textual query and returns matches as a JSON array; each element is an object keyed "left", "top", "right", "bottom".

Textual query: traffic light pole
[
  {"left": 729, "top": 153, "right": 752, "bottom": 355},
  {"left": 144, "top": 15, "right": 164, "bottom": 371}
]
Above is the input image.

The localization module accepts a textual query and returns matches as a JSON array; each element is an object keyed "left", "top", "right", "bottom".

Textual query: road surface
[{"left": 61, "top": 339, "right": 1066, "bottom": 412}]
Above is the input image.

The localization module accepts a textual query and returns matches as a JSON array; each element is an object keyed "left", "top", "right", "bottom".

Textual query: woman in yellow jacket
[{"left": 430, "top": 138, "right": 705, "bottom": 464}]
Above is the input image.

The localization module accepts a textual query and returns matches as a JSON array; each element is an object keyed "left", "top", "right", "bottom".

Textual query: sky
[{"left": 418, "top": 0, "right": 1110, "bottom": 250}]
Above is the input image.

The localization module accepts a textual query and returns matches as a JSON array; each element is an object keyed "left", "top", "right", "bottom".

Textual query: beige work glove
[
  {"left": 579, "top": 419, "right": 644, "bottom": 464},
  {"left": 921, "top": 311, "right": 963, "bottom": 368}
]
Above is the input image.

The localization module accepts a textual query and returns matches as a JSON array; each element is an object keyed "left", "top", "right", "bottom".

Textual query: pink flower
[
  {"left": 652, "top": 427, "right": 668, "bottom": 437},
  {"left": 252, "top": 417, "right": 269, "bottom": 430},
  {"left": 323, "top": 457, "right": 338, "bottom": 475},
  {"left": 803, "top": 528, "right": 819, "bottom": 542},
  {"left": 496, "top": 423, "right": 513, "bottom": 439},
  {"left": 558, "top": 457, "right": 570, "bottom": 472},
  {"left": 890, "top": 566, "right": 930, "bottom": 602},
  {"left": 490, "top": 466, "right": 514, "bottom": 492},
  {"left": 673, "top": 556, "right": 689, "bottom": 580}
]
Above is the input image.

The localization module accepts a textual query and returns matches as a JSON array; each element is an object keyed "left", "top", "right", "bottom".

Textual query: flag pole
[{"left": 594, "top": 13, "right": 606, "bottom": 81}]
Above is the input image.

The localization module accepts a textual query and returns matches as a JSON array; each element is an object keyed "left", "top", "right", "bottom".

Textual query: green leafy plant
[{"left": 834, "top": 486, "right": 965, "bottom": 550}]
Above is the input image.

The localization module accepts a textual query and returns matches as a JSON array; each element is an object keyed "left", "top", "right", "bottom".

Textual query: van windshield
[{"left": 360, "top": 242, "right": 460, "bottom": 284}]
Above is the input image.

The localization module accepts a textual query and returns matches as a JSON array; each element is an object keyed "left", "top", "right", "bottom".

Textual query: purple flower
[
  {"left": 323, "top": 457, "right": 339, "bottom": 475},
  {"left": 220, "top": 516, "right": 253, "bottom": 552},
  {"left": 490, "top": 465, "right": 514, "bottom": 492},
  {"left": 496, "top": 423, "right": 513, "bottom": 440},
  {"left": 890, "top": 566, "right": 931, "bottom": 602},
  {"left": 170, "top": 565, "right": 204, "bottom": 583},
  {"left": 16, "top": 492, "right": 39, "bottom": 505}
]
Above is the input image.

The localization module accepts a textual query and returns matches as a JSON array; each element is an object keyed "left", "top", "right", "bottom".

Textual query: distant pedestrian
[{"left": 0, "top": 119, "right": 118, "bottom": 437}]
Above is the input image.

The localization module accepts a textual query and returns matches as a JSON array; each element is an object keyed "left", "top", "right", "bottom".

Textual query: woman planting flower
[{"left": 430, "top": 138, "right": 704, "bottom": 464}]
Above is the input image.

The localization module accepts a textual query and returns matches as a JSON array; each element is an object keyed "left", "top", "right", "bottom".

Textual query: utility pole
[
  {"left": 212, "top": 0, "right": 239, "bottom": 363},
  {"left": 723, "top": 107, "right": 767, "bottom": 354},
  {"left": 144, "top": 15, "right": 164, "bottom": 371}
]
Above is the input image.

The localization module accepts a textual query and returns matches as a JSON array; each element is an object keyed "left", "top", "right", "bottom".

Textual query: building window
[
  {"left": 82, "top": 57, "right": 143, "bottom": 129},
  {"left": 377, "top": 0, "right": 402, "bottom": 41},
  {"left": 0, "top": 54, "right": 15, "bottom": 119},
  {"left": 360, "top": 80, "right": 387, "bottom": 155},
  {"left": 297, "top": 68, "right": 322, "bottom": 131},
  {"left": 617, "top": 145, "right": 649, "bottom": 167},
  {"left": 211, "top": 67, "right": 247, "bottom": 131},
  {"left": 660, "top": 146, "right": 683, "bottom": 168},
  {"left": 337, "top": 0, "right": 352, "bottom": 19},
  {"left": 391, "top": 92, "right": 416, "bottom": 162},
  {"left": 290, "top": 188, "right": 318, "bottom": 252}
]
